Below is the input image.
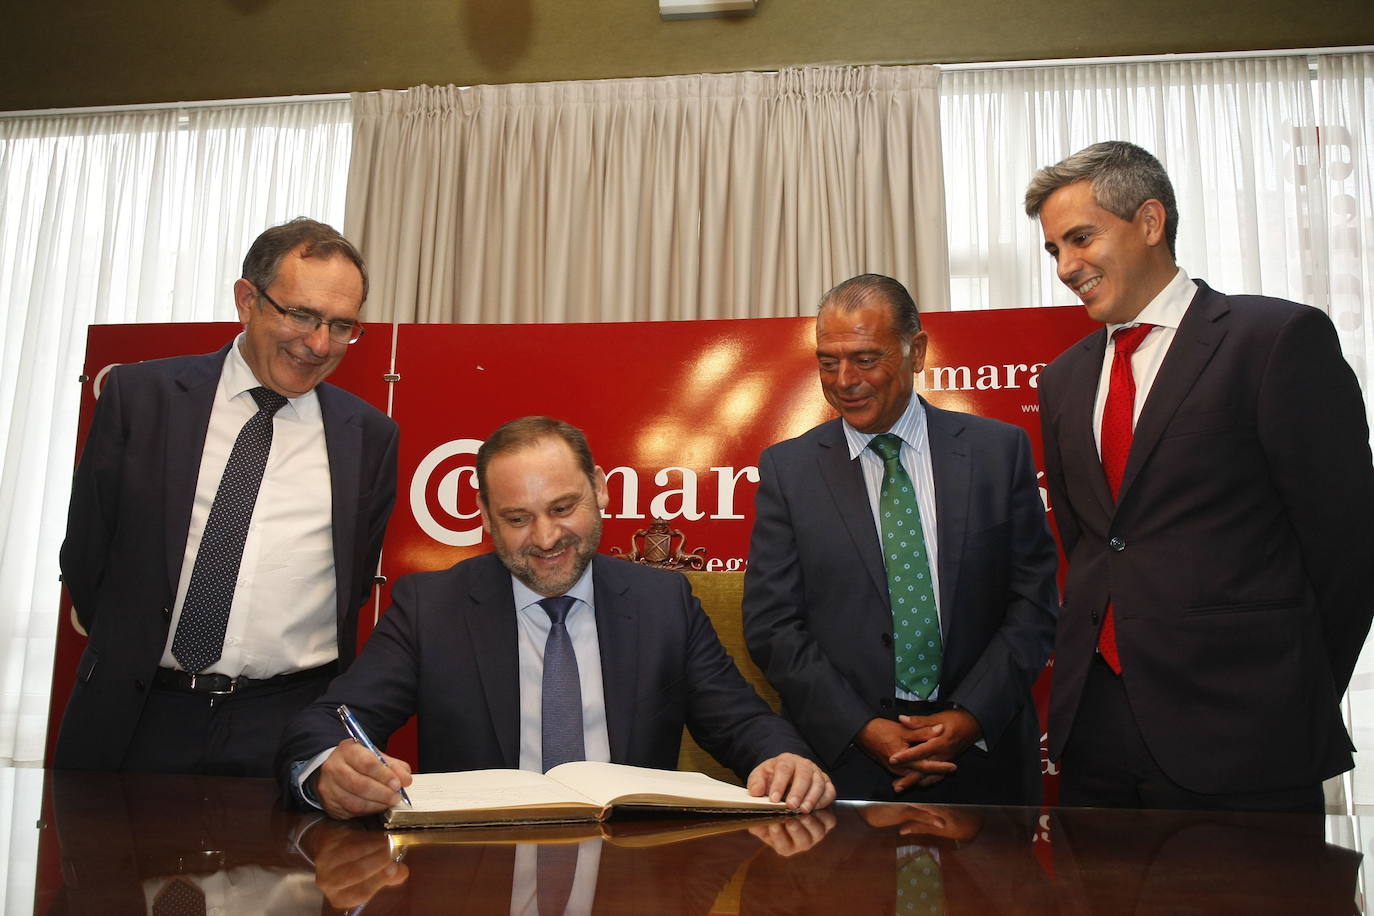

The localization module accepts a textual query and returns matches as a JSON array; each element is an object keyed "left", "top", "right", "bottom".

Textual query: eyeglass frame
[{"left": 248, "top": 282, "right": 366, "bottom": 345}]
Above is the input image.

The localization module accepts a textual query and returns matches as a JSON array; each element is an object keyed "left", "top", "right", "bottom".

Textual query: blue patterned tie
[
  {"left": 539, "top": 596, "right": 585, "bottom": 772},
  {"left": 172, "top": 386, "right": 287, "bottom": 673},
  {"left": 869, "top": 433, "right": 942, "bottom": 698}
]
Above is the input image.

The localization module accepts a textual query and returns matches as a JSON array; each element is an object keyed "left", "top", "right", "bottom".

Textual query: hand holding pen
[{"left": 337, "top": 704, "right": 413, "bottom": 807}]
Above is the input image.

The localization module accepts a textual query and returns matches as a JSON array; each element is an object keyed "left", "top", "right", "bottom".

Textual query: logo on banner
[
  {"left": 410, "top": 439, "right": 762, "bottom": 552},
  {"left": 410, "top": 438, "right": 485, "bottom": 546},
  {"left": 917, "top": 362, "right": 1047, "bottom": 392}
]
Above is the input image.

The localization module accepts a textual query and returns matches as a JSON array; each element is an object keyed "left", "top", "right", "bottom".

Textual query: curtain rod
[
  {"left": 937, "top": 44, "right": 1374, "bottom": 71},
  {"left": 1, "top": 92, "right": 350, "bottom": 120},
  {"left": 6, "top": 44, "right": 1371, "bottom": 118}
]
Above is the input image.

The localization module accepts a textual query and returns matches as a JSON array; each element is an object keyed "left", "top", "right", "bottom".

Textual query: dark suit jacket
[
  {"left": 276, "top": 553, "right": 814, "bottom": 792},
  {"left": 742, "top": 401, "right": 1059, "bottom": 803},
  {"left": 739, "top": 804, "right": 1055, "bottom": 916},
  {"left": 45, "top": 771, "right": 314, "bottom": 915},
  {"left": 54, "top": 343, "right": 399, "bottom": 769},
  {"left": 1038, "top": 280, "right": 1374, "bottom": 794},
  {"left": 1046, "top": 806, "right": 1362, "bottom": 914}
]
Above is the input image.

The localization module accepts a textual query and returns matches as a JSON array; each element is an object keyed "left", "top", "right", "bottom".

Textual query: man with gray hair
[
  {"left": 743, "top": 274, "right": 1059, "bottom": 804},
  {"left": 1028, "top": 140, "right": 1374, "bottom": 811},
  {"left": 55, "top": 217, "right": 399, "bottom": 778}
]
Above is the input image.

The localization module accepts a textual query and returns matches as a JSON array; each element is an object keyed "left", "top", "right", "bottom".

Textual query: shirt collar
[
  {"left": 1106, "top": 267, "right": 1193, "bottom": 336},
  {"left": 224, "top": 332, "right": 318, "bottom": 421},
  {"left": 511, "top": 561, "right": 596, "bottom": 616},
  {"left": 840, "top": 392, "right": 929, "bottom": 461}
]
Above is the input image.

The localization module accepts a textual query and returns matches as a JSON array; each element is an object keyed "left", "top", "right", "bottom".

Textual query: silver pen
[{"left": 337, "top": 704, "right": 413, "bottom": 807}]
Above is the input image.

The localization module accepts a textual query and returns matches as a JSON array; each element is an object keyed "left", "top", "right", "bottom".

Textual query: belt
[
  {"left": 153, "top": 662, "right": 337, "bottom": 696},
  {"left": 892, "top": 697, "right": 954, "bottom": 716}
]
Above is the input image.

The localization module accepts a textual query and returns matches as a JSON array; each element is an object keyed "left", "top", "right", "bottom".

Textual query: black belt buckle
[{"left": 185, "top": 672, "right": 237, "bottom": 695}]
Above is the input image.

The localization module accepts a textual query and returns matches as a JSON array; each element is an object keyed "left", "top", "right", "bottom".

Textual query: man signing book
[{"left": 277, "top": 416, "right": 836, "bottom": 819}]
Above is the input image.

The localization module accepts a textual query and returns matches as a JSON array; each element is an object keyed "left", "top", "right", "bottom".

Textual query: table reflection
[{"left": 35, "top": 771, "right": 1366, "bottom": 914}]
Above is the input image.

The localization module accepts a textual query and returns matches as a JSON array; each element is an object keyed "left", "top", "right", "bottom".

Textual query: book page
[
  {"left": 404, "top": 769, "right": 599, "bottom": 813},
  {"left": 546, "top": 762, "right": 786, "bottom": 810}
]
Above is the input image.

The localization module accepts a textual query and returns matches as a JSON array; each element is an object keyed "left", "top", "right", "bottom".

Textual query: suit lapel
[
  {"left": 163, "top": 347, "right": 229, "bottom": 600},
  {"left": 814, "top": 421, "right": 889, "bottom": 602},
  {"left": 1118, "top": 282, "right": 1229, "bottom": 504},
  {"left": 1061, "top": 331, "right": 1115, "bottom": 521},
  {"left": 591, "top": 556, "right": 637, "bottom": 764},
  {"left": 318, "top": 383, "right": 364, "bottom": 627},
  {"left": 924, "top": 401, "right": 968, "bottom": 643},
  {"left": 465, "top": 557, "right": 522, "bottom": 767}
]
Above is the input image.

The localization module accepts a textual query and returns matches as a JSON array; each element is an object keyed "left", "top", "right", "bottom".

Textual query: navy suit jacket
[
  {"left": 276, "top": 553, "right": 813, "bottom": 794},
  {"left": 743, "top": 400, "right": 1059, "bottom": 803},
  {"left": 1038, "top": 280, "right": 1374, "bottom": 793},
  {"left": 55, "top": 343, "right": 399, "bottom": 769}
]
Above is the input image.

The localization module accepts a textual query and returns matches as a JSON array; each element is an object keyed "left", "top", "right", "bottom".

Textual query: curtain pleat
[{"left": 346, "top": 67, "right": 949, "bottom": 324}]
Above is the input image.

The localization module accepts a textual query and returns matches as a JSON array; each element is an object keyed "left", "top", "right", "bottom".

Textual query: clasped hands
[
  {"left": 316, "top": 740, "right": 835, "bottom": 821},
  {"left": 856, "top": 708, "right": 982, "bottom": 793}
]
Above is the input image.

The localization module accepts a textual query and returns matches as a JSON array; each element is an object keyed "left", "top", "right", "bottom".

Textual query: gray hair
[
  {"left": 1024, "top": 141, "right": 1178, "bottom": 257},
  {"left": 818, "top": 274, "right": 922, "bottom": 349}
]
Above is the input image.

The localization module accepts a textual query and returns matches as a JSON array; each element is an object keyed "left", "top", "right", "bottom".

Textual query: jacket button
[
  {"left": 161, "top": 606, "right": 172, "bottom": 620},
  {"left": 879, "top": 697, "right": 893, "bottom": 710},
  {"left": 1108, "top": 536, "right": 1126, "bottom": 551},
  {"left": 880, "top": 632, "right": 892, "bottom": 647},
  {"left": 134, "top": 679, "right": 145, "bottom": 691},
  {"left": 1090, "top": 611, "right": 1099, "bottom": 624}
]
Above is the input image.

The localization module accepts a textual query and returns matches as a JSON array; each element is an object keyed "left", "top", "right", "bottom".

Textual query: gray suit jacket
[
  {"left": 743, "top": 399, "right": 1058, "bottom": 802},
  {"left": 55, "top": 343, "right": 399, "bottom": 769}
]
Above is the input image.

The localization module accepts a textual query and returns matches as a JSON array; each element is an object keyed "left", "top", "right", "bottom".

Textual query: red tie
[{"left": 1098, "top": 323, "right": 1155, "bottom": 673}]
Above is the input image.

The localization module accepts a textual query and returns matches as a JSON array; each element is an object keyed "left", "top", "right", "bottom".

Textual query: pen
[{"left": 337, "top": 704, "right": 413, "bottom": 807}]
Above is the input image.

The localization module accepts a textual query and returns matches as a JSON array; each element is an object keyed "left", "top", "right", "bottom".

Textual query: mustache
[{"left": 521, "top": 536, "right": 579, "bottom": 559}]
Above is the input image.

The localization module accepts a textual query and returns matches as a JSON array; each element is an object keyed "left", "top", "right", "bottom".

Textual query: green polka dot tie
[
  {"left": 896, "top": 849, "right": 945, "bottom": 915},
  {"left": 869, "top": 433, "right": 942, "bottom": 699}
]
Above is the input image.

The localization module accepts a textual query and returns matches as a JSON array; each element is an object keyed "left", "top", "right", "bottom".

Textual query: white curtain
[
  {"left": 0, "top": 99, "right": 351, "bottom": 769},
  {"left": 940, "top": 56, "right": 1337, "bottom": 313},
  {"left": 347, "top": 66, "right": 949, "bottom": 324}
]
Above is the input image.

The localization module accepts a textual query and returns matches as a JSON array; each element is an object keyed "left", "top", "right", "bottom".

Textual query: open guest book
[{"left": 383, "top": 761, "right": 792, "bottom": 829}]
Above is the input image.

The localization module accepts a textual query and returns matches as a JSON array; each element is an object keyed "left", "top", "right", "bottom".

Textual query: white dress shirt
[
  {"left": 840, "top": 393, "right": 943, "bottom": 701},
  {"left": 1091, "top": 268, "right": 1195, "bottom": 454},
  {"left": 514, "top": 565, "right": 612, "bottom": 773},
  {"left": 160, "top": 334, "right": 337, "bottom": 678},
  {"left": 294, "top": 563, "right": 614, "bottom": 805},
  {"left": 509, "top": 839, "right": 603, "bottom": 916}
]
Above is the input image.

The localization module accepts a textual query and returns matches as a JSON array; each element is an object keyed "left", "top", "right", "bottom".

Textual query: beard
[{"left": 492, "top": 513, "right": 603, "bottom": 597}]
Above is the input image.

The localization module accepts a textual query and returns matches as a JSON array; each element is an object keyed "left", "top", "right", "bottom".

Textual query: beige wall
[{"left": 4, "top": 0, "right": 1373, "bottom": 111}]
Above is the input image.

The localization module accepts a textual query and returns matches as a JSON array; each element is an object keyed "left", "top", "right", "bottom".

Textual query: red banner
[{"left": 48, "top": 309, "right": 1096, "bottom": 794}]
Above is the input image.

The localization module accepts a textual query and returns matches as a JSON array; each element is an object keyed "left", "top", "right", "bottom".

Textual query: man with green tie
[{"left": 743, "top": 273, "right": 1059, "bottom": 803}]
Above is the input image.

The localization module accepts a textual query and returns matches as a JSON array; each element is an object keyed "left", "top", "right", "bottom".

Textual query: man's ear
[
  {"left": 232, "top": 278, "right": 259, "bottom": 325},
  {"left": 1137, "top": 199, "right": 1167, "bottom": 248},
  {"left": 477, "top": 494, "right": 493, "bottom": 535}
]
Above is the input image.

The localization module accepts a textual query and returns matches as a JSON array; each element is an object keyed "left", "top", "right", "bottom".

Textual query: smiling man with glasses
[{"left": 55, "top": 217, "right": 400, "bottom": 780}]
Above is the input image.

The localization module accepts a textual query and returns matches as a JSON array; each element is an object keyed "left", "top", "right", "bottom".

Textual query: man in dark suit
[
  {"left": 55, "top": 218, "right": 399, "bottom": 778},
  {"left": 279, "top": 416, "right": 834, "bottom": 819},
  {"left": 1026, "top": 140, "right": 1374, "bottom": 811},
  {"left": 743, "top": 274, "right": 1059, "bottom": 804}
]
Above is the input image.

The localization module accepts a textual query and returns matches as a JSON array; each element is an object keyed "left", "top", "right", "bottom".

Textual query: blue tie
[
  {"left": 539, "top": 596, "right": 585, "bottom": 772},
  {"left": 172, "top": 386, "right": 287, "bottom": 673}
]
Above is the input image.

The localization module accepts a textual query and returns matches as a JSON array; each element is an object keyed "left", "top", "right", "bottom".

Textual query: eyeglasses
[{"left": 251, "top": 283, "right": 365, "bottom": 345}]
